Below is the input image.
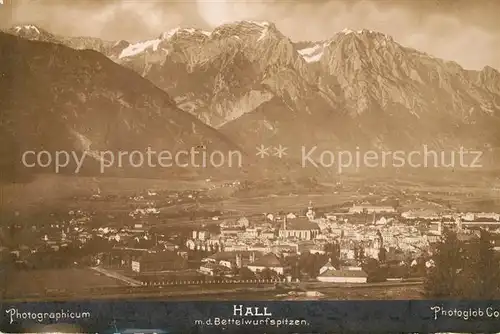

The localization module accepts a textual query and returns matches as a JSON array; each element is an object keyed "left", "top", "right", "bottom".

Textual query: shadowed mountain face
[
  {"left": 4, "top": 23, "right": 500, "bottom": 170},
  {"left": 107, "top": 23, "right": 500, "bottom": 156},
  {"left": 0, "top": 32, "right": 244, "bottom": 181}
]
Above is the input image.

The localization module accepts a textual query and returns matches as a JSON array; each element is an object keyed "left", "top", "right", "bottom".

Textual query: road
[
  {"left": 3, "top": 279, "right": 424, "bottom": 302},
  {"left": 90, "top": 266, "right": 142, "bottom": 287}
]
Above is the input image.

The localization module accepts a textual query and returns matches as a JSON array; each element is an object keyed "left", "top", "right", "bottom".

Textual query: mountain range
[
  {"left": 0, "top": 28, "right": 244, "bottom": 181},
  {"left": 2, "top": 22, "right": 500, "bottom": 179}
]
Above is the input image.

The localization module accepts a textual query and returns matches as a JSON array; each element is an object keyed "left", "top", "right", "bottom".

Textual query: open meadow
[{"left": 1, "top": 268, "right": 126, "bottom": 299}]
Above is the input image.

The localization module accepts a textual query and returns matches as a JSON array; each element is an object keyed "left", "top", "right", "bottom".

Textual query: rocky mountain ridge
[
  {"left": 0, "top": 31, "right": 246, "bottom": 181},
  {"left": 5, "top": 22, "right": 500, "bottom": 165}
]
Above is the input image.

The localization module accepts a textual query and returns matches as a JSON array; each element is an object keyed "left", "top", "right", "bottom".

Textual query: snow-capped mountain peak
[
  {"left": 211, "top": 20, "right": 280, "bottom": 40},
  {"left": 297, "top": 42, "right": 330, "bottom": 63},
  {"left": 6, "top": 24, "right": 57, "bottom": 42},
  {"left": 341, "top": 28, "right": 375, "bottom": 34},
  {"left": 4, "top": 21, "right": 500, "bottom": 166},
  {"left": 159, "top": 27, "right": 211, "bottom": 40},
  {"left": 119, "top": 38, "right": 162, "bottom": 59},
  {"left": 248, "top": 20, "right": 272, "bottom": 27},
  {"left": 337, "top": 28, "right": 394, "bottom": 42},
  {"left": 160, "top": 27, "right": 182, "bottom": 40},
  {"left": 13, "top": 24, "right": 41, "bottom": 34},
  {"left": 117, "top": 27, "right": 214, "bottom": 59}
]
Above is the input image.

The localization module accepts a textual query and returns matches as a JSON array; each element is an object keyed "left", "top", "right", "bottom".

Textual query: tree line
[{"left": 425, "top": 228, "right": 500, "bottom": 299}]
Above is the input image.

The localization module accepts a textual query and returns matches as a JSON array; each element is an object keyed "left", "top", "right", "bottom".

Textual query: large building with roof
[
  {"left": 279, "top": 218, "right": 320, "bottom": 241},
  {"left": 349, "top": 205, "right": 396, "bottom": 214},
  {"left": 202, "top": 251, "right": 261, "bottom": 269},
  {"left": 247, "top": 253, "right": 287, "bottom": 275},
  {"left": 317, "top": 267, "right": 368, "bottom": 283}
]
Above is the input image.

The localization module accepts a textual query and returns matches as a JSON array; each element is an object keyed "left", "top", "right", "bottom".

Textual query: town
[{"left": 2, "top": 180, "right": 500, "bottom": 300}]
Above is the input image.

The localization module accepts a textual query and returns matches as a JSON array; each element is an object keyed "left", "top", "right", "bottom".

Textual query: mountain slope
[
  {"left": 311, "top": 29, "right": 500, "bottom": 150},
  {"left": 4, "top": 25, "right": 125, "bottom": 56},
  {"left": 114, "top": 24, "right": 500, "bottom": 153},
  {"left": 0, "top": 32, "right": 243, "bottom": 180},
  {"left": 5, "top": 23, "right": 337, "bottom": 129},
  {"left": 114, "top": 22, "right": 341, "bottom": 129},
  {"left": 7, "top": 23, "right": 500, "bottom": 168}
]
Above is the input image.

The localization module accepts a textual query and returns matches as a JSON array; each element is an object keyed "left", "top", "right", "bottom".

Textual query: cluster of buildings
[
  {"left": 177, "top": 201, "right": 500, "bottom": 283},
  {"left": 4, "top": 188, "right": 500, "bottom": 286}
]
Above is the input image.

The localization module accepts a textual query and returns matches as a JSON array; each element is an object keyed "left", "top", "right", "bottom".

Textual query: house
[
  {"left": 297, "top": 242, "right": 325, "bottom": 255},
  {"left": 428, "top": 222, "right": 443, "bottom": 236},
  {"left": 152, "top": 240, "right": 178, "bottom": 252},
  {"left": 424, "top": 234, "right": 441, "bottom": 243},
  {"left": 271, "top": 244, "right": 297, "bottom": 256},
  {"left": 340, "top": 247, "right": 356, "bottom": 260},
  {"left": 192, "top": 230, "right": 211, "bottom": 241},
  {"left": 220, "top": 228, "right": 244, "bottom": 237},
  {"left": 203, "top": 251, "right": 261, "bottom": 269},
  {"left": 279, "top": 218, "right": 320, "bottom": 241},
  {"left": 247, "top": 253, "right": 286, "bottom": 275},
  {"left": 319, "top": 260, "right": 337, "bottom": 275},
  {"left": 260, "top": 230, "right": 276, "bottom": 240},
  {"left": 244, "top": 227, "right": 259, "bottom": 238},
  {"left": 163, "top": 240, "right": 178, "bottom": 251},
  {"left": 185, "top": 238, "right": 221, "bottom": 252},
  {"left": 317, "top": 267, "right": 368, "bottom": 283},
  {"left": 248, "top": 243, "right": 270, "bottom": 253},
  {"left": 199, "top": 262, "right": 231, "bottom": 276}
]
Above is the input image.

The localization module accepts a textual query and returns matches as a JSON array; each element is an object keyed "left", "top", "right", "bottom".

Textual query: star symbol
[
  {"left": 256, "top": 144, "right": 270, "bottom": 158},
  {"left": 273, "top": 144, "right": 288, "bottom": 158}
]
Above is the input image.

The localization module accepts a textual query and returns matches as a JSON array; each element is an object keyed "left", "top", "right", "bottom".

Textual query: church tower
[
  {"left": 455, "top": 216, "right": 463, "bottom": 231},
  {"left": 306, "top": 200, "right": 316, "bottom": 220},
  {"left": 374, "top": 230, "right": 383, "bottom": 249},
  {"left": 236, "top": 254, "right": 242, "bottom": 268}
]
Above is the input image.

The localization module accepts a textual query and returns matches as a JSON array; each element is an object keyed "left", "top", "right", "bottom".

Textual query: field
[
  {"left": 0, "top": 174, "right": 217, "bottom": 211},
  {"left": 139, "top": 283, "right": 424, "bottom": 301},
  {"left": 2, "top": 169, "right": 499, "bottom": 214},
  {"left": 2, "top": 279, "right": 424, "bottom": 301},
  {"left": 1, "top": 268, "right": 126, "bottom": 299}
]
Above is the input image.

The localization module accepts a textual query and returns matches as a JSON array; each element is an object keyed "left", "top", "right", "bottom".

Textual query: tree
[
  {"left": 409, "top": 256, "right": 427, "bottom": 278},
  {"left": 310, "top": 253, "right": 328, "bottom": 278},
  {"left": 363, "top": 208, "right": 368, "bottom": 224},
  {"left": 324, "top": 242, "right": 341, "bottom": 267},
  {"left": 291, "top": 263, "right": 300, "bottom": 279},
  {"left": 298, "top": 251, "right": 312, "bottom": 271},
  {"left": 424, "top": 228, "right": 465, "bottom": 298},
  {"left": 354, "top": 246, "right": 365, "bottom": 263},
  {"left": 299, "top": 252, "right": 327, "bottom": 278},
  {"left": 425, "top": 228, "right": 500, "bottom": 298},
  {"left": 378, "top": 247, "right": 387, "bottom": 263},
  {"left": 458, "top": 229, "right": 500, "bottom": 298},
  {"left": 260, "top": 268, "right": 276, "bottom": 280},
  {"left": 238, "top": 267, "right": 256, "bottom": 279},
  {"left": 361, "top": 258, "right": 386, "bottom": 282}
]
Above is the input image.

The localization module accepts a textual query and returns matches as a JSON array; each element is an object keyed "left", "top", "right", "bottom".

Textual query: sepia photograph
[{"left": 1, "top": 0, "right": 500, "bottom": 332}]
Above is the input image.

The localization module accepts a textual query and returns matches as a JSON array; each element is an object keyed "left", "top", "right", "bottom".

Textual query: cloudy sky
[{"left": 1, "top": 0, "right": 500, "bottom": 70}]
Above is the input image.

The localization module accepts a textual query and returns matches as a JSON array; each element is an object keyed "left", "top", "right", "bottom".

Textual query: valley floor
[{"left": 1, "top": 267, "right": 423, "bottom": 302}]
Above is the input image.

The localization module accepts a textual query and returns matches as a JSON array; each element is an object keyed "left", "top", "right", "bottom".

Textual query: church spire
[{"left": 306, "top": 200, "right": 315, "bottom": 220}]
